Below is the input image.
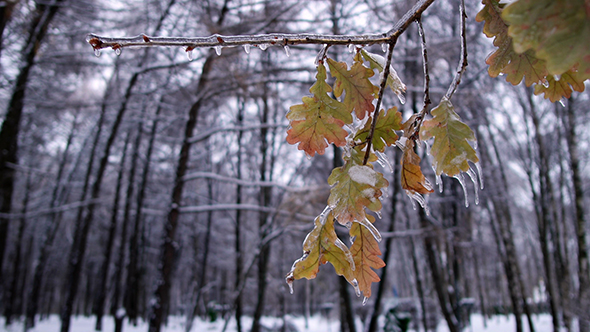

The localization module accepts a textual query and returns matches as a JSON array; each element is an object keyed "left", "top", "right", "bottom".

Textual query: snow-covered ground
[{"left": 0, "top": 314, "right": 566, "bottom": 332}]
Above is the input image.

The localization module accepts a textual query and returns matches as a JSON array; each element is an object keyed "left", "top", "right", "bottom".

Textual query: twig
[
  {"left": 417, "top": 17, "right": 431, "bottom": 115},
  {"left": 445, "top": 0, "right": 468, "bottom": 100},
  {"left": 362, "top": 41, "right": 395, "bottom": 165}
]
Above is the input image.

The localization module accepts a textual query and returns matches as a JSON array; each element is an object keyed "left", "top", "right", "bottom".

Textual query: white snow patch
[{"left": 348, "top": 165, "right": 378, "bottom": 187}]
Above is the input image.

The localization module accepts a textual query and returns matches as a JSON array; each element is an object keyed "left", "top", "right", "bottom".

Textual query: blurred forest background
[{"left": 0, "top": 0, "right": 588, "bottom": 332}]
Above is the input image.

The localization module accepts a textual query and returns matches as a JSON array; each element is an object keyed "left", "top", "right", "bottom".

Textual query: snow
[
  {"left": 0, "top": 314, "right": 566, "bottom": 332},
  {"left": 348, "top": 165, "right": 378, "bottom": 187}
]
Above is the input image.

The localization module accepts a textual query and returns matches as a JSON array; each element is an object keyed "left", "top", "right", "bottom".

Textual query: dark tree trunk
[
  {"left": 126, "top": 102, "right": 162, "bottom": 326},
  {"left": 60, "top": 72, "right": 138, "bottom": 332},
  {"left": 564, "top": 97, "right": 590, "bottom": 331},
  {"left": 93, "top": 132, "right": 131, "bottom": 331},
  {"left": 4, "top": 168, "right": 32, "bottom": 325},
  {"left": 367, "top": 149, "right": 401, "bottom": 332},
  {"left": 147, "top": 52, "right": 217, "bottom": 332},
  {"left": 234, "top": 99, "right": 245, "bottom": 332},
  {"left": 0, "top": 0, "right": 63, "bottom": 288}
]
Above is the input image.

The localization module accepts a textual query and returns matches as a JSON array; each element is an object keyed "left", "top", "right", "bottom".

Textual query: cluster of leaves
[
  {"left": 476, "top": 0, "right": 590, "bottom": 102},
  {"left": 285, "top": 49, "right": 479, "bottom": 300}
]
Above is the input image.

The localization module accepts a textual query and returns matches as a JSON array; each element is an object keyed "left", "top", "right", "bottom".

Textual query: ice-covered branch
[
  {"left": 445, "top": 0, "right": 468, "bottom": 100},
  {"left": 86, "top": 0, "right": 435, "bottom": 53}
]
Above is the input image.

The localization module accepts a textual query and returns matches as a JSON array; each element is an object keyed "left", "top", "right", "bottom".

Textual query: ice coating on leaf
[
  {"left": 360, "top": 49, "right": 407, "bottom": 103},
  {"left": 335, "top": 237, "right": 356, "bottom": 271},
  {"left": 348, "top": 165, "right": 379, "bottom": 187},
  {"left": 355, "top": 217, "right": 382, "bottom": 242}
]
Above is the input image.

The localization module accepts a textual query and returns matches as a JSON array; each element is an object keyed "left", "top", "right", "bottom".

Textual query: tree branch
[{"left": 86, "top": 0, "right": 436, "bottom": 54}]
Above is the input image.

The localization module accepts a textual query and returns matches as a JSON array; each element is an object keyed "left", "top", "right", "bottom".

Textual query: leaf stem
[
  {"left": 445, "top": 0, "right": 468, "bottom": 100},
  {"left": 407, "top": 17, "right": 432, "bottom": 141}
]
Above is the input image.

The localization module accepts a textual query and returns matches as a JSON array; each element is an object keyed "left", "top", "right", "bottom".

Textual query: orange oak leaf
[
  {"left": 534, "top": 69, "right": 586, "bottom": 102},
  {"left": 400, "top": 139, "right": 434, "bottom": 195},
  {"left": 286, "top": 62, "right": 352, "bottom": 157},
  {"left": 327, "top": 53, "right": 378, "bottom": 120},
  {"left": 350, "top": 215, "right": 385, "bottom": 299}
]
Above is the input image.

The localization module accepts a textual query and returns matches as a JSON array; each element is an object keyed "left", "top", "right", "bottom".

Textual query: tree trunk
[
  {"left": 126, "top": 102, "right": 162, "bottom": 326},
  {"left": 564, "top": 97, "right": 590, "bottom": 331},
  {"left": 4, "top": 168, "right": 32, "bottom": 325},
  {"left": 0, "top": 0, "right": 63, "bottom": 288},
  {"left": 93, "top": 132, "right": 130, "bottom": 331},
  {"left": 60, "top": 71, "right": 138, "bottom": 332},
  {"left": 367, "top": 149, "right": 401, "bottom": 332},
  {"left": 234, "top": 98, "right": 245, "bottom": 332},
  {"left": 147, "top": 52, "right": 217, "bottom": 332}
]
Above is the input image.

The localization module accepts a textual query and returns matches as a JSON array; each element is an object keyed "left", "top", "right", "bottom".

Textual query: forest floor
[{"left": 0, "top": 313, "right": 565, "bottom": 332}]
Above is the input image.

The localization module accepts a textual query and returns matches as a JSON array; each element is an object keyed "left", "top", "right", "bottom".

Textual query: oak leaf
[
  {"left": 327, "top": 53, "right": 379, "bottom": 120},
  {"left": 420, "top": 97, "right": 478, "bottom": 177},
  {"left": 534, "top": 69, "right": 586, "bottom": 103},
  {"left": 355, "top": 107, "right": 402, "bottom": 152},
  {"left": 360, "top": 49, "right": 406, "bottom": 101},
  {"left": 400, "top": 139, "right": 434, "bottom": 195},
  {"left": 286, "top": 62, "right": 352, "bottom": 157},
  {"left": 328, "top": 149, "right": 388, "bottom": 225},
  {"left": 289, "top": 211, "right": 355, "bottom": 284},
  {"left": 350, "top": 215, "right": 385, "bottom": 299}
]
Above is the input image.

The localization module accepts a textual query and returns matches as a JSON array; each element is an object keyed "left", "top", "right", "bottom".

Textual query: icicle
[
  {"left": 542, "top": 80, "right": 550, "bottom": 88},
  {"left": 466, "top": 167, "right": 480, "bottom": 205},
  {"left": 356, "top": 218, "right": 382, "bottom": 242},
  {"left": 362, "top": 296, "right": 369, "bottom": 306},
  {"left": 475, "top": 162, "right": 484, "bottom": 190},
  {"left": 287, "top": 278, "right": 294, "bottom": 294},
  {"left": 314, "top": 44, "right": 328, "bottom": 65},
  {"left": 214, "top": 45, "right": 222, "bottom": 56},
  {"left": 381, "top": 43, "right": 388, "bottom": 53},
  {"left": 559, "top": 99, "right": 566, "bottom": 107},
  {"left": 454, "top": 173, "right": 469, "bottom": 208},
  {"left": 114, "top": 47, "right": 122, "bottom": 56},
  {"left": 94, "top": 48, "right": 101, "bottom": 57},
  {"left": 258, "top": 43, "right": 269, "bottom": 51},
  {"left": 187, "top": 49, "right": 194, "bottom": 61},
  {"left": 335, "top": 238, "right": 355, "bottom": 271},
  {"left": 436, "top": 174, "right": 443, "bottom": 193},
  {"left": 375, "top": 211, "right": 382, "bottom": 220},
  {"left": 376, "top": 150, "right": 394, "bottom": 173},
  {"left": 348, "top": 44, "right": 355, "bottom": 53},
  {"left": 352, "top": 279, "right": 361, "bottom": 297},
  {"left": 286, "top": 272, "right": 294, "bottom": 294},
  {"left": 406, "top": 191, "right": 431, "bottom": 216},
  {"left": 473, "top": 139, "right": 478, "bottom": 150},
  {"left": 243, "top": 44, "right": 251, "bottom": 54},
  {"left": 284, "top": 45, "right": 291, "bottom": 57}
]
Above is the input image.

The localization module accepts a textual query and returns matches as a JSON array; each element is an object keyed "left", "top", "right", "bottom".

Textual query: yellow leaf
[
  {"left": 354, "top": 107, "right": 402, "bottom": 152},
  {"left": 400, "top": 140, "right": 434, "bottom": 195}
]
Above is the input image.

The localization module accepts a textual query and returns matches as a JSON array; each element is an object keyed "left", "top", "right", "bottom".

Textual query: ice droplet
[
  {"left": 284, "top": 45, "right": 291, "bottom": 57},
  {"left": 286, "top": 273, "right": 294, "bottom": 294},
  {"left": 475, "top": 162, "right": 484, "bottom": 190},
  {"left": 559, "top": 99, "right": 566, "bottom": 107},
  {"left": 362, "top": 296, "right": 369, "bottom": 306},
  {"left": 214, "top": 45, "right": 222, "bottom": 56},
  {"left": 187, "top": 49, "right": 194, "bottom": 61},
  {"left": 542, "top": 80, "right": 550, "bottom": 88},
  {"left": 287, "top": 279, "right": 294, "bottom": 294},
  {"left": 396, "top": 92, "right": 406, "bottom": 105},
  {"left": 352, "top": 279, "right": 361, "bottom": 297},
  {"left": 114, "top": 47, "right": 122, "bottom": 56},
  {"left": 258, "top": 44, "right": 269, "bottom": 51},
  {"left": 466, "top": 167, "right": 479, "bottom": 205},
  {"left": 94, "top": 48, "right": 101, "bottom": 57},
  {"left": 473, "top": 140, "right": 478, "bottom": 150},
  {"left": 348, "top": 44, "right": 355, "bottom": 53},
  {"left": 243, "top": 44, "right": 251, "bottom": 54},
  {"left": 436, "top": 174, "right": 443, "bottom": 193},
  {"left": 454, "top": 173, "right": 469, "bottom": 208}
]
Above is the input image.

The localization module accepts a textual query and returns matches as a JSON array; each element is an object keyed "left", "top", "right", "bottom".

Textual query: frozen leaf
[
  {"left": 288, "top": 211, "right": 355, "bottom": 284},
  {"left": 534, "top": 69, "right": 586, "bottom": 102},
  {"left": 400, "top": 140, "right": 434, "bottom": 195},
  {"left": 286, "top": 62, "right": 352, "bottom": 156},
  {"left": 360, "top": 49, "right": 406, "bottom": 99},
  {"left": 327, "top": 53, "right": 379, "bottom": 120},
  {"left": 355, "top": 107, "right": 402, "bottom": 152},
  {"left": 475, "top": 0, "right": 548, "bottom": 86},
  {"left": 502, "top": 0, "right": 590, "bottom": 76},
  {"left": 349, "top": 215, "right": 385, "bottom": 299},
  {"left": 420, "top": 97, "right": 479, "bottom": 177},
  {"left": 328, "top": 149, "right": 388, "bottom": 225}
]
